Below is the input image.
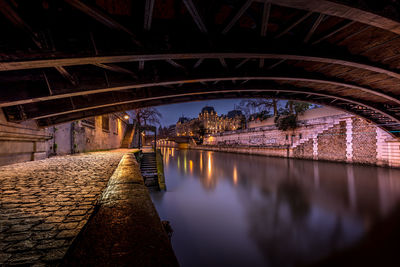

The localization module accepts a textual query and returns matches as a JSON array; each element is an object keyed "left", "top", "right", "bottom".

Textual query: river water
[{"left": 150, "top": 148, "right": 400, "bottom": 267}]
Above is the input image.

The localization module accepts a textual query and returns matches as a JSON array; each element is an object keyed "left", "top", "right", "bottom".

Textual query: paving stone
[
  {"left": 31, "top": 231, "right": 59, "bottom": 241},
  {"left": 56, "top": 229, "right": 81, "bottom": 239},
  {"left": 41, "top": 247, "right": 69, "bottom": 262},
  {"left": 58, "top": 222, "right": 79, "bottom": 230},
  {"left": 4, "top": 232, "right": 32, "bottom": 242},
  {"left": 32, "top": 223, "right": 55, "bottom": 231},
  {"left": 0, "top": 252, "right": 12, "bottom": 264},
  {"left": 69, "top": 209, "right": 87, "bottom": 216},
  {"left": 63, "top": 215, "right": 86, "bottom": 222},
  {"left": 36, "top": 240, "right": 66, "bottom": 250},
  {"left": 45, "top": 216, "right": 65, "bottom": 223},
  {"left": 5, "top": 240, "right": 36, "bottom": 252},
  {"left": 8, "top": 251, "right": 43, "bottom": 265},
  {"left": 0, "top": 150, "right": 126, "bottom": 265}
]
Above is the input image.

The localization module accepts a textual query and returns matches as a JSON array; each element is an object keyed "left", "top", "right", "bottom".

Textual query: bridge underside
[{"left": 2, "top": 0, "right": 400, "bottom": 136}]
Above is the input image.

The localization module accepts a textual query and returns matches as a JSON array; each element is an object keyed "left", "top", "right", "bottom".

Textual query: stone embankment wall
[
  {"left": 61, "top": 153, "right": 178, "bottom": 266},
  {"left": 0, "top": 110, "right": 52, "bottom": 166},
  {"left": 160, "top": 108, "right": 400, "bottom": 168},
  {"left": 0, "top": 110, "right": 128, "bottom": 166},
  {"left": 53, "top": 116, "right": 127, "bottom": 155}
]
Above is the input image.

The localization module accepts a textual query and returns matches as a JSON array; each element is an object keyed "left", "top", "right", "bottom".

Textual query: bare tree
[
  {"left": 134, "top": 107, "right": 162, "bottom": 126},
  {"left": 239, "top": 99, "right": 278, "bottom": 118}
]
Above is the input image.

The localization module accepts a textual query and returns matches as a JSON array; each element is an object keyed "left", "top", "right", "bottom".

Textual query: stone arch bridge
[{"left": 2, "top": 0, "right": 400, "bottom": 136}]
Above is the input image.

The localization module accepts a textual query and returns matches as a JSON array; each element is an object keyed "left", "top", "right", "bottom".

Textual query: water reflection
[{"left": 153, "top": 148, "right": 400, "bottom": 267}]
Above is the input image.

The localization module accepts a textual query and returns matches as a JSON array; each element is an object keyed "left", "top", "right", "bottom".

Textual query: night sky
[{"left": 156, "top": 99, "right": 244, "bottom": 126}]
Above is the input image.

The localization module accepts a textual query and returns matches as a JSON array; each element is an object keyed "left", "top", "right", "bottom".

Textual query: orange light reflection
[
  {"left": 207, "top": 152, "right": 212, "bottom": 178},
  {"left": 233, "top": 166, "right": 238, "bottom": 185}
]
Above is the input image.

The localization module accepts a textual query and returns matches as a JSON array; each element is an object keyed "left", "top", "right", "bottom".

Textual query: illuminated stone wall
[{"left": 202, "top": 109, "right": 400, "bottom": 168}]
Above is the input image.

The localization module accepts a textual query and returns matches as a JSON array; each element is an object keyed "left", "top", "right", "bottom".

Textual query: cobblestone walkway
[{"left": 0, "top": 150, "right": 128, "bottom": 266}]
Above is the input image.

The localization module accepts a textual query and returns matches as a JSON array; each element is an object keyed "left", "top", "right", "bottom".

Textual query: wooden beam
[
  {"left": 54, "top": 66, "right": 78, "bottom": 86},
  {"left": 222, "top": 0, "right": 253, "bottom": 34},
  {"left": 0, "top": 0, "right": 43, "bottom": 49},
  {"left": 0, "top": 53, "right": 400, "bottom": 86},
  {"left": 260, "top": 2, "right": 271, "bottom": 37},
  {"left": 337, "top": 25, "right": 371, "bottom": 45},
  {"left": 93, "top": 63, "right": 137, "bottom": 78},
  {"left": 166, "top": 59, "right": 185, "bottom": 70},
  {"left": 64, "top": 0, "right": 141, "bottom": 46},
  {"left": 256, "top": 0, "right": 400, "bottom": 35},
  {"left": 219, "top": 58, "right": 228, "bottom": 68},
  {"left": 304, "top": 14, "right": 325, "bottom": 43},
  {"left": 144, "top": 0, "right": 155, "bottom": 31},
  {"left": 193, "top": 58, "right": 204, "bottom": 68},
  {"left": 274, "top": 11, "right": 313, "bottom": 39},
  {"left": 139, "top": 61, "right": 145, "bottom": 71},
  {"left": 43, "top": 72, "right": 53, "bottom": 96},
  {"left": 182, "top": 0, "right": 208, "bottom": 33},
  {"left": 259, "top": 59, "right": 264, "bottom": 68},
  {"left": 267, "top": 59, "right": 285, "bottom": 70},
  {"left": 361, "top": 36, "right": 400, "bottom": 55},
  {"left": 31, "top": 85, "right": 400, "bottom": 130},
  {"left": 4, "top": 74, "right": 400, "bottom": 111},
  {"left": 312, "top": 21, "right": 356, "bottom": 45},
  {"left": 235, "top": 58, "right": 250, "bottom": 69},
  {"left": 2, "top": 52, "right": 400, "bottom": 80}
]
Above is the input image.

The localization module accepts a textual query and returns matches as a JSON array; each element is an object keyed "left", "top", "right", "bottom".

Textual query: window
[
  {"left": 299, "top": 133, "right": 302, "bottom": 139},
  {"left": 102, "top": 115, "right": 109, "bottom": 132},
  {"left": 82, "top": 117, "right": 95, "bottom": 128},
  {"left": 113, "top": 116, "right": 119, "bottom": 135},
  {"left": 285, "top": 135, "right": 288, "bottom": 140}
]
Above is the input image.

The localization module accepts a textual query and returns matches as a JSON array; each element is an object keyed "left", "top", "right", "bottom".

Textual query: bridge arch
[{"left": 0, "top": 0, "right": 400, "bottom": 137}]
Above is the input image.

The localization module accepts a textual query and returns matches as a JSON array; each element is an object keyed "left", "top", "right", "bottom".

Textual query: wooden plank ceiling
[{"left": 1, "top": 0, "right": 400, "bottom": 136}]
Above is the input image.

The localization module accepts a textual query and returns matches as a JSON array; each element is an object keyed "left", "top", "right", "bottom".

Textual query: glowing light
[
  {"left": 165, "top": 149, "right": 170, "bottom": 165},
  {"left": 207, "top": 152, "right": 212, "bottom": 177},
  {"left": 184, "top": 155, "right": 187, "bottom": 173},
  {"left": 233, "top": 166, "right": 238, "bottom": 185},
  {"left": 199, "top": 153, "right": 203, "bottom": 171},
  {"left": 123, "top": 114, "right": 129, "bottom": 120},
  {"left": 189, "top": 160, "right": 193, "bottom": 173}
]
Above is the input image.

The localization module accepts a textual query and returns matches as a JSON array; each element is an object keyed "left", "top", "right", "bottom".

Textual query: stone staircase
[
  {"left": 120, "top": 124, "right": 134, "bottom": 148},
  {"left": 291, "top": 117, "right": 345, "bottom": 149},
  {"left": 140, "top": 152, "right": 160, "bottom": 191}
]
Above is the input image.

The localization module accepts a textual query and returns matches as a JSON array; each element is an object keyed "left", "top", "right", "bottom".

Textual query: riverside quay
[{"left": 2, "top": 1, "right": 400, "bottom": 266}]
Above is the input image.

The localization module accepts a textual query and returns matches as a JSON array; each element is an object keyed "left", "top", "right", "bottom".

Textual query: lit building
[{"left": 176, "top": 107, "right": 244, "bottom": 136}]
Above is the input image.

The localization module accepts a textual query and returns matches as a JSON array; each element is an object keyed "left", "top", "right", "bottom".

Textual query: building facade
[
  {"left": 52, "top": 113, "right": 129, "bottom": 155},
  {"left": 176, "top": 106, "right": 244, "bottom": 136}
]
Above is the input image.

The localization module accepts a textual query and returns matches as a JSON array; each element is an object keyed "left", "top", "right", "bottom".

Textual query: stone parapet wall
[
  {"left": 0, "top": 110, "right": 128, "bottom": 166},
  {"left": 0, "top": 110, "right": 52, "bottom": 166}
]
